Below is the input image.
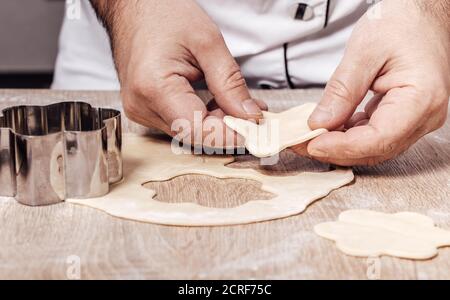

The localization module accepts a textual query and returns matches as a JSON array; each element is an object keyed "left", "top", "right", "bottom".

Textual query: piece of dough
[
  {"left": 314, "top": 210, "right": 450, "bottom": 260},
  {"left": 224, "top": 103, "right": 327, "bottom": 158},
  {"left": 68, "top": 134, "right": 354, "bottom": 226}
]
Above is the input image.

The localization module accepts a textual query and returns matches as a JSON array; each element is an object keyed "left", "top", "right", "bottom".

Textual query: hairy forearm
[
  {"left": 89, "top": 0, "right": 142, "bottom": 55},
  {"left": 89, "top": 0, "right": 121, "bottom": 36},
  {"left": 90, "top": 0, "right": 146, "bottom": 79}
]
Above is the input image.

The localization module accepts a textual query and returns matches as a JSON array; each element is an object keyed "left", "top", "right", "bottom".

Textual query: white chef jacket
[{"left": 52, "top": 0, "right": 371, "bottom": 90}]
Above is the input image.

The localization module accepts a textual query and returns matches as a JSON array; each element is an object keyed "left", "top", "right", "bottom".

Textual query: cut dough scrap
[
  {"left": 68, "top": 134, "right": 354, "bottom": 226},
  {"left": 224, "top": 103, "right": 328, "bottom": 158},
  {"left": 314, "top": 210, "right": 450, "bottom": 260}
]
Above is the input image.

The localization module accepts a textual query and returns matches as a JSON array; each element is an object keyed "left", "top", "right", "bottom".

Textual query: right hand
[{"left": 106, "top": 0, "right": 266, "bottom": 147}]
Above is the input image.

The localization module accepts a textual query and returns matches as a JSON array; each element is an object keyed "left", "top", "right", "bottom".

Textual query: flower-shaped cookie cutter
[{"left": 0, "top": 101, "right": 122, "bottom": 206}]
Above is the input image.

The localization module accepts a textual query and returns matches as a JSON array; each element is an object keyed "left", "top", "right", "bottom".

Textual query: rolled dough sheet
[
  {"left": 68, "top": 134, "right": 354, "bottom": 226},
  {"left": 314, "top": 210, "right": 450, "bottom": 260},
  {"left": 224, "top": 103, "right": 328, "bottom": 158}
]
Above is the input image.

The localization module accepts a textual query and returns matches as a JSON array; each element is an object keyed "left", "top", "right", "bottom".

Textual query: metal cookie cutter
[{"left": 0, "top": 101, "right": 122, "bottom": 206}]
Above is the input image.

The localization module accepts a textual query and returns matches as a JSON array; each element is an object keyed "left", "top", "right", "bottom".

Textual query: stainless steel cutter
[{"left": 0, "top": 101, "right": 122, "bottom": 206}]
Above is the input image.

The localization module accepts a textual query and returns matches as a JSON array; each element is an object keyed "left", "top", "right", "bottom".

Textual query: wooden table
[{"left": 0, "top": 89, "right": 449, "bottom": 280}]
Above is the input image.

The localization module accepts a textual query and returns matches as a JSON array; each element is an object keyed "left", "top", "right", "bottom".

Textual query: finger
[
  {"left": 203, "top": 115, "right": 245, "bottom": 149},
  {"left": 254, "top": 99, "right": 269, "bottom": 111},
  {"left": 308, "top": 35, "right": 385, "bottom": 130},
  {"left": 145, "top": 74, "right": 240, "bottom": 148},
  {"left": 365, "top": 93, "right": 384, "bottom": 117},
  {"left": 152, "top": 74, "right": 207, "bottom": 129},
  {"left": 191, "top": 31, "right": 263, "bottom": 120},
  {"left": 206, "top": 109, "right": 244, "bottom": 147},
  {"left": 124, "top": 100, "right": 173, "bottom": 135},
  {"left": 354, "top": 119, "right": 370, "bottom": 127},
  {"left": 309, "top": 131, "right": 416, "bottom": 166},
  {"left": 345, "top": 112, "right": 369, "bottom": 129},
  {"left": 290, "top": 142, "right": 310, "bottom": 157},
  {"left": 307, "top": 87, "right": 427, "bottom": 166},
  {"left": 207, "top": 98, "right": 268, "bottom": 112},
  {"left": 208, "top": 107, "right": 226, "bottom": 119}
]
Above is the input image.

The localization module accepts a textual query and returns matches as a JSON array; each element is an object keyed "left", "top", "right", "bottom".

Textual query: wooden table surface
[{"left": 0, "top": 89, "right": 449, "bottom": 280}]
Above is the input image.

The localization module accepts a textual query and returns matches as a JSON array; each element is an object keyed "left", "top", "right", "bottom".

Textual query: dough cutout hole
[
  {"left": 68, "top": 134, "right": 354, "bottom": 226},
  {"left": 143, "top": 174, "right": 275, "bottom": 209}
]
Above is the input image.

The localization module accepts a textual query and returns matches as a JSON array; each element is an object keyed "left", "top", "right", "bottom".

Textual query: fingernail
[
  {"left": 309, "top": 148, "right": 328, "bottom": 157},
  {"left": 242, "top": 99, "right": 262, "bottom": 116},
  {"left": 309, "top": 105, "right": 333, "bottom": 124}
]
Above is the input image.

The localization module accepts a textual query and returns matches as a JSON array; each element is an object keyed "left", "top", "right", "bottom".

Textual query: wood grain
[{"left": 0, "top": 89, "right": 449, "bottom": 279}]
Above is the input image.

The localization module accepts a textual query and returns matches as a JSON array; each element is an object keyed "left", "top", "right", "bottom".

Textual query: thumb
[
  {"left": 192, "top": 29, "right": 263, "bottom": 120},
  {"left": 309, "top": 39, "right": 384, "bottom": 130}
]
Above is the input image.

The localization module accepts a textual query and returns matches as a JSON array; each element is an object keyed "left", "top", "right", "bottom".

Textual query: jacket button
[
  {"left": 259, "top": 84, "right": 272, "bottom": 90},
  {"left": 294, "top": 3, "right": 314, "bottom": 21},
  {"left": 258, "top": 80, "right": 279, "bottom": 90}
]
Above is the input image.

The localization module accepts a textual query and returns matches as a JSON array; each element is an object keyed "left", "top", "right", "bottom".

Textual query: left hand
[{"left": 292, "top": 0, "right": 450, "bottom": 166}]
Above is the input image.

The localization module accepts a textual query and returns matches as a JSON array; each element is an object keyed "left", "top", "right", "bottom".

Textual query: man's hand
[
  {"left": 293, "top": 0, "right": 450, "bottom": 166},
  {"left": 90, "top": 0, "right": 265, "bottom": 147}
]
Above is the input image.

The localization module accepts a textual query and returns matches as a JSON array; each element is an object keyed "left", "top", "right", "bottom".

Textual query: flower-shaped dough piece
[
  {"left": 314, "top": 210, "right": 450, "bottom": 260},
  {"left": 224, "top": 103, "right": 327, "bottom": 158}
]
